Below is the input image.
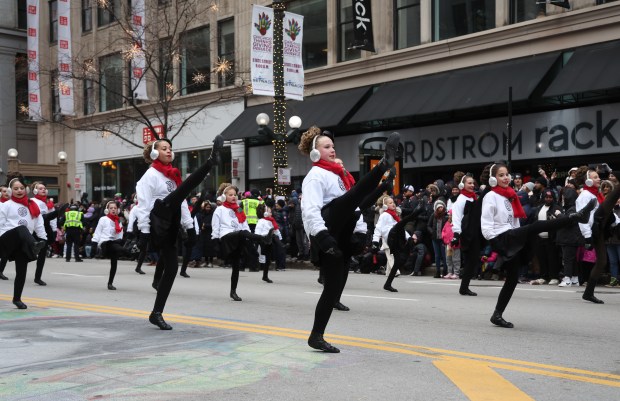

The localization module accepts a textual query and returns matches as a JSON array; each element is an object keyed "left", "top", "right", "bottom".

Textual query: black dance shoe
[
  {"left": 75, "top": 259, "right": 84, "bottom": 262},
  {"left": 0, "top": 272, "right": 8, "bottom": 280},
  {"left": 383, "top": 284, "right": 398, "bottom": 292},
  {"left": 107, "top": 284, "right": 116, "bottom": 290},
  {"left": 490, "top": 311, "right": 514, "bottom": 328},
  {"left": 13, "top": 300, "right": 27, "bottom": 309},
  {"left": 209, "top": 134, "right": 224, "bottom": 163},
  {"left": 308, "top": 332, "right": 340, "bottom": 353},
  {"left": 459, "top": 289, "right": 477, "bottom": 296},
  {"left": 380, "top": 132, "right": 401, "bottom": 168},
  {"left": 569, "top": 198, "right": 597, "bottom": 224},
  {"left": 34, "top": 279, "right": 47, "bottom": 286},
  {"left": 582, "top": 294, "right": 604, "bottom": 304},
  {"left": 230, "top": 291, "right": 242, "bottom": 301},
  {"left": 333, "top": 302, "right": 350, "bottom": 311},
  {"left": 149, "top": 311, "right": 173, "bottom": 330},
  {"left": 180, "top": 271, "right": 190, "bottom": 278},
  {"left": 135, "top": 267, "right": 146, "bottom": 275},
  {"left": 262, "top": 277, "right": 273, "bottom": 283}
]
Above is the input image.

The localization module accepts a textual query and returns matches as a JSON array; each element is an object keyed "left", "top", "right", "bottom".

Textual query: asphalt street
[{"left": 1, "top": 257, "right": 619, "bottom": 400}]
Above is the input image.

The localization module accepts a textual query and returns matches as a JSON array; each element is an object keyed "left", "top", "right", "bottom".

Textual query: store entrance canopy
[
  {"left": 349, "top": 52, "right": 560, "bottom": 123},
  {"left": 544, "top": 40, "right": 620, "bottom": 97},
  {"left": 221, "top": 86, "right": 371, "bottom": 140}
]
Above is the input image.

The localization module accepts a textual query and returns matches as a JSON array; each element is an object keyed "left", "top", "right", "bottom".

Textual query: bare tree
[{"left": 28, "top": 0, "right": 249, "bottom": 148}]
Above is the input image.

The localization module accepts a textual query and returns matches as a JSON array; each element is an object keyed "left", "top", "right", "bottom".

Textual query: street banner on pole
[
  {"left": 27, "top": 0, "right": 42, "bottom": 121},
  {"left": 130, "top": 0, "right": 148, "bottom": 100},
  {"left": 251, "top": 5, "right": 275, "bottom": 97},
  {"left": 283, "top": 11, "right": 304, "bottom": 100},
  {"left": 58, "top": 0, "right": 75, "bottom": 116},
  {"left": 251, "top": 5, "right": 304, "bottom": 100},
  {"left": 350, "top": 0, "right": 375, "bottom": 52}
]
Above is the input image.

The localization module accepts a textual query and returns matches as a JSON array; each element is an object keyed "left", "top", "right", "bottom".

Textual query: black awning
[
  {"left": 349, "top": 52, "right": 560, "bottom": 123},
  {"left": 221, "top": 86, "right": 371, "bottom": 140},
  {"left": 544, "top": 40, "right": 620, "bottom": 97}
]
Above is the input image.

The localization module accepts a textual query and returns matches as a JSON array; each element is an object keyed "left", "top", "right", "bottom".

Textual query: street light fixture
[
  {"left": 58, "top": 151, "right": 67, "bottom": 162},
  {"left": 257, "top": 113, "right": 302, "bottom": 144},
  {"left": 256, "top": 113, "right": 270, "bottom": 126},
  {"left": 7, "top": 148, "right": 18, "bottom": 158}
]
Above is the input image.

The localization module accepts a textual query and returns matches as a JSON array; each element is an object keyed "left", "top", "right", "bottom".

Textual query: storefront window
[
  {"left": 432, "top": 0, "right": 495, "bottom": 41},
  {"left": 509, "top": 0, "right": 541, "bottom": 23},
  {"left": 395, "top": 0, "right": 421, "bottom": 50},
  {"left": 287, "top": 0, "right": 327, "bottom": 69},
  {"left": 338, "top": 0, "right": 361, "bottom": 62}
]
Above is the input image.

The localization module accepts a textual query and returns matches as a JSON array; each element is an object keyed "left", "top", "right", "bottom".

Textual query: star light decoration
[
  {"left": 214, "top": 57, "right": 232, "bottom": 76},
  {"left": 192, "top": 72, "right": 207, "bottom": 84}
]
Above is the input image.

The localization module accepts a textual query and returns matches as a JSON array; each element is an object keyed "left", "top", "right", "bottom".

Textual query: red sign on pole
[{"left": 142, "top": 125, "right": 165, "bottom": 144}]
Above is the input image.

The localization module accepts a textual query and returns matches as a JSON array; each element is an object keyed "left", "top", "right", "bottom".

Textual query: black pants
[
  {"left": 0, "top": 257, "right": 7, "bottom": 274},
  {"left": 494, "top": 217, "right": 579, "bottom": 314},
  {"left": 0, "top": 226, "right": 38, "bottom": 302},
  {"left": 65, "top": 228, "right": 82, "bottom": 260},
  {"left": 102, "top": 240, "right": 130, "bottom": 285},
  {"left": 151, "top": 156, "right": 214, "bottom": 313},
  {"left": 561, "top": 246, "right": 578, "bottom": 277},
  {"left": 33, "top": 234, "right": 47, "bottom": 281},
  {"left": 311, "top": 162, "right": 389, "bottom": 335},
  {"left": 535, "top": 237, "right": 560, "bottom": 281}
]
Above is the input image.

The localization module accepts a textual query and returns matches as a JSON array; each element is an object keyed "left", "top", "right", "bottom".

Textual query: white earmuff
[
  {"left": 7, "top": 178, "right": 20, "bottom": 197},
  {"left": 458, "top": 175, "right": 467, "bottom": 190},
  {"left": 309, "top": 135, "right": 321, "bottom": 163},
  {"left": 585, "top": 170, "right": 594, "bottom": 187},
  {"left": 150, "top": 141, "right": 159, "bottom": 160},
  {"left": 32, "top": 185, "right": 39, "bottom": 196},
  {"left": 6, "top": 187, "right": 11, "bottom": 197},
  {"left": 104, "top": 201, "right": 114, "bottom": 215},
  {"left": 488, "top": 164, "right": 498, "bottom": 187},
  {"left": 382, "top": 196, "right": 390, "bottom": 211}
]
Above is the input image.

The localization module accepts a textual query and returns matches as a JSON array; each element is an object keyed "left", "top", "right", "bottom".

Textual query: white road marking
[
  {"left": 52, "top": 273, "right": 107, "bottom": 278},
  {"left": 305, "top": 292, "right": 419, "bottom": 301}
]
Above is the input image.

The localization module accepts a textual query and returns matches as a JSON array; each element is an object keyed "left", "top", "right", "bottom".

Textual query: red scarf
[
  {"left": 11, "top": 195, "right": 41, "bottom": 218},
  {"left": 460, "top": 189, "right": 478, "bottom": 201},
  {"left": 222, "top": 201, "right": 246, "bottom": 224},
  {"left": 584, "top": 186, "right": 605, "bottom": 204},
  {"left": 107, "top": 214, "right": 122, "bottom": 233},
  {"left": 491, "top": 186, "right": 527, "bottom": 219},
  {"left": 384, "top": 208, "right": 401, "bottom": 222},
  {"left": 34, "top": 194, "right": 55, "bottom": 210},
  {"left": 264, "top": 216, "right": 279, "bottom": 230},
  {"left": 0, "top": 197, "right": 7, "bottom": 203},
  {"left": 313, "top": 159, "right": 355, "bottom": 191},
  {"left": 151, "top": 159, "right": 182, "bottom": 187}
]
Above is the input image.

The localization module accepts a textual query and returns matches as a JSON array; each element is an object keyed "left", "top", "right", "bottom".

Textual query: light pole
[{"left": 272, "top": 0, "right": 287, "bottom": 196}]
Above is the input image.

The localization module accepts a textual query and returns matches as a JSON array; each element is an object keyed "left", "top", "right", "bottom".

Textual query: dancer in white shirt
[
  {"left": 0, "top": 176, "right": 47, "bottom": 309},
  {"left": 29, "top": 182, "right": 58, "bottom": 286}
]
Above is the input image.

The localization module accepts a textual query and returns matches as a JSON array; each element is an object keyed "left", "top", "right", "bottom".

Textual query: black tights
[
  {"left": 0, "top": 258, "right": 7, "bottom": 274},
  {"left": 104, "top": 241, "right": 129, "bottom": 285},
  {"left": 385, "top": 208, "right": 422, "bottom": 287},
  {"left": 34, "top": 235, "right": 47, "bottom": 281},
  {"left": 13, "top": 256, "right": 28, "bottom": 302},
  {"left": 151, "top": 157, "right": 215, "bottom": 313},
  {"left": 312, "top": 162, "right": 389, "bottom": 335}
]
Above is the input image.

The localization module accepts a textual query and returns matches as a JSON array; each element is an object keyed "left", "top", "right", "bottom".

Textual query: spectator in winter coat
[{"left": 428, "top": 199, "right": 449, "bottom": 278}]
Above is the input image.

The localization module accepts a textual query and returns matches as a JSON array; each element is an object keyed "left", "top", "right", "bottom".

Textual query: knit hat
[
  {"left": 534, "top": 177, "right": 546, "bottom": 185},
  {"left": 523, "top": 182, "right": 535, "bottom": 192},
  {"left": 403, "top": 185, "right": 414, "bottom": 193},
  {"left": 434, "top": 199, "right": 446, "bottom": 211}
]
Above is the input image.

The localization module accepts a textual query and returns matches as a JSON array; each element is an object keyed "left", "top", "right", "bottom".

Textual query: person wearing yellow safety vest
[
  {"left": 63, "top": 204, "right": 84, "bottom": 262},
  {"left": 241, "top": 189, "right": 263, "bottom": 233}
]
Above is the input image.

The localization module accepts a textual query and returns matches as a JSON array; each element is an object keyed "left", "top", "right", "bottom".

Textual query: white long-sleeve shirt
[
  {"left": 451, "top": 194, "right": 475, "bottom": 235},
  {"left": 92, "top": 215, "right": 124, "bottom": 243},
  {"left": 134, "top": 167, "right": 193, "bottom": 234},
  {"left": 373, "top": 211, "right": 398, "bottom": 244},
  {"left": 126, "top": 206, "right": 137, "bottom": 233},
  {"left": 576, "top": 190, "right": 598, "bottom": 239},
  {"left": 481, "top": 191, "right": 519, "bottom": 240},
  {"left": 0, "top": 199, "right": 47, "bottom": 239},
  {"left": 31, "top": 197, "right": 57, "bottom": 232},
  {"left": 211, "top": 204, "right": 250, "bottom": 239},
  {"left": 255, "top": 218, "right": 282, "bottom": 240},
  {"left": 301, "top": 166, "right": 346, "bottom": 237}
]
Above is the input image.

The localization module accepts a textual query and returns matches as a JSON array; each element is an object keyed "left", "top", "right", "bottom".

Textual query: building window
[
  {"left": 98, "top": 0, "right": 120, "bottom": 27},
  {"left": 50, "top": 0, "right": 58, "bottom": 42},
  {"left": 180, "top": 26, "right": 211, "bottom": 95},
  {"left": 432, "top": 0, "right": 495, "bottom": 41},
  {"left": 394, "top": 0, "right": 421, "bottom": 50},
  {"left": 287, "top": 0, "right": 327, "bottom": 69},
  {"left": 217, "top": 19, "right": 235, "bottom": 88},
  {"left": 18, "top": 0, "right": 28, "bottom": 30},
  {"left": 82, "top": 0, "right": 93, "bottom": 32},
  {"left": 51, "top": 70, "right": 60, "bottom": 117},
  {"left": 15, "top": 54, "right": 29, "bottom": 119},
  {"left": 99, "top": 54, "right": 124, "bottom": 112},
  {"left": 337, "top": 0, "right": 361, "bottom": 62},
  {"left": 596, "top": 0, "right": 619, "bottom": 4},
  {"left": 508, "top": 0, "right": 542, "bottom": 23},
  {"left": 159, "top": 38, "right": 174, "bottom": 100},
  {"left": 83, "top": 79, "right": 95, "bottom": 115}
]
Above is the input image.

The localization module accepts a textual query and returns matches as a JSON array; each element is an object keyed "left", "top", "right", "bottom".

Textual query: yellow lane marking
[
  {"left": 3, "top": 294, "right": 620, "bottom": 389},
  {"left": 434, "top": 357, "right": 536, "bottom": 401}
]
